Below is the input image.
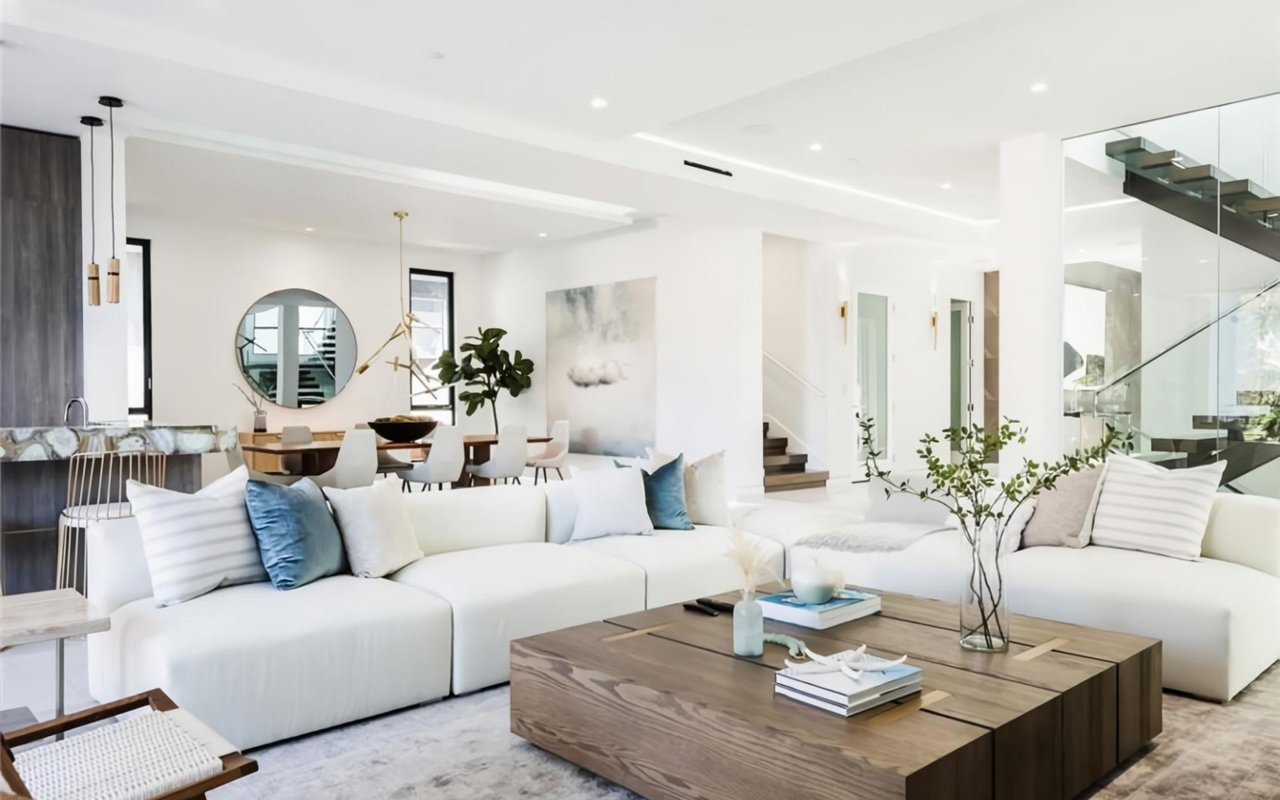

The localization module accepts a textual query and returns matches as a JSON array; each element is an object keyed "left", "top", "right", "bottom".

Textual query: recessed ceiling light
[
  {"left": 304, "top": 226, "right": 315, "bottom": 232},
  {"left": 590, "top": 97, "right": 608, "bottom": 109},
  {"left": 939, "top": 182, "right": 953, "bottom": 190},
  {"left": 538, "top": 232, "right": 548, "bottom": 238},
  {"left": 428, "top": 51, "right": 446, "bottom": 61},
  {"left": 1029, "top": 82, "right": 1048, "bottom": 93},
  {"left": 1198, "top": 258, "right": 1210, "bottom": 263},
  {"left": 808, "top": 142, "right": 823, "bottom": 152}
]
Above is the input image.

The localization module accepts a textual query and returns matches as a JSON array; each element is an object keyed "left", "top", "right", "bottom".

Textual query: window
[
  {"left": 409, "top": 269, "right": 454, "bottom": 419},
  {"left": 125, "top": 238, "right": 153, "bottom": 419}
]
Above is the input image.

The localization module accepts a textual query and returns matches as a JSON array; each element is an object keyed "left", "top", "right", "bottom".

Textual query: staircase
[{"left": 762, "top": 421, "right": 829, "bottom": 492}]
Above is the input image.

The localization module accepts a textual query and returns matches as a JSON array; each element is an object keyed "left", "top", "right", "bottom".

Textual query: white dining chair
[
  {"left": 355, "top": 422, "right": 412, "bottom": 477},
  {"left": 312, "top": 429, "right": 378, "bottom": 489},
  {"left": 527, "top": 420, "right": 570, "bottom": 484},
  {"left": 279, "top": 425, "right": 313, "bottom": 475},
  {"left": 466, "top": 425, "right": 527, "bottom": 485},
  {"left": 401, "top": 425, "right": 465, "bottom": 491}
]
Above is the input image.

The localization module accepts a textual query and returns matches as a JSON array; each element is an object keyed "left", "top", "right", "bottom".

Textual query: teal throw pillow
[
  {"left": 245, "top": 478, "right": 347, "bottom": 590},
  {"left": 615, "top": 454, "right": 694, "bottom": 531}
]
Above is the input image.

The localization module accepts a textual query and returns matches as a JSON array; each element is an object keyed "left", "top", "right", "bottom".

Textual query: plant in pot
[
  {"left": 435, "top": 327, "right": 534, "bottom": 433},
  {"left": 234, "top": 383, "right": 267, "bottom": 433},
  {"left": 858, "top": 415, "right": 1120, "bottom": 652}
]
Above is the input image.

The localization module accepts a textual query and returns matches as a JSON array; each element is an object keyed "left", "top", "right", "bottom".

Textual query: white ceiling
[
  {"left": 3, "top": 0, "right": 1278, "bottom": 249},
  {"left": 125, "top": 139, "right": 630, "bottom": 252}
]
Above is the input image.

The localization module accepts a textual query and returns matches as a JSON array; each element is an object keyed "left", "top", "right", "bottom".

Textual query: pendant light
[
  {"left": 98, "top": 96, "right": 124, "bottom": 304},
  {"left": 80, "top": 115, "right": 104, "bottom": 307},
  {"left": 355, "top": 211, "right": 438, "bottom": 399}
]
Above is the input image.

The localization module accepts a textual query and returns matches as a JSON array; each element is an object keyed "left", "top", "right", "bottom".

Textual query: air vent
[{"left": 683, "top": 160, "right": 733, "bottom": 177}]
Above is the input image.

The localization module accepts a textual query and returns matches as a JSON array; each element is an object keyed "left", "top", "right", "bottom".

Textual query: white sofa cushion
[
  {"left": 568, "top": 466, "right": 652, "bottom": 541},
  {"left": 574, "top": 526, "right": 785, "bottom": 607},
  {"left": 403, "top": 485, "right": 546, "bottom": 555},
  {"left": 127, "top": 466, "right": 267, "bottom": 606},
  {"left": 389, "top": 542, "right": 645, "bottom": 694},
  {"left": 87, "top": 517, "right": 155, "bottom": 614},
  {"left": 864, "top": 473, "right": 950, "bottom": 526},
  {"left": 1007, "top": 545, "right": 1280, "bottom": 701},
  {"left": 87, "top": 576, "right": 453, "bottom": 749},
  {"left": 1203, "top": 494, "right": 1280, "bottom": 578},
  {"left": 793, "top": 528, "right": 971, "bottom": 603},
  {"left": 325, "top": 480, "right": 424, "bottom": 578},
  {"left": 1090, "top": 455, "right": 1226, "bottom": 560}
]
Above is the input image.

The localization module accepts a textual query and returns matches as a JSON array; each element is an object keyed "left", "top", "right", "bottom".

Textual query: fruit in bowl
[{"left": 367, "top": 415, "right": 439, "bottom": 443}]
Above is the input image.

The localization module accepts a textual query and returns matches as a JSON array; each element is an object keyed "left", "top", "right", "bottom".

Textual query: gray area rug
[{"left": 218, "top": 665, "right": 1280, "bottom": 799}]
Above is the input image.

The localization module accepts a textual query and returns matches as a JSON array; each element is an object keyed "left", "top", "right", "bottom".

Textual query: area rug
[{"left": 218, "top": 666, "right": 1280, "bottom": 799}]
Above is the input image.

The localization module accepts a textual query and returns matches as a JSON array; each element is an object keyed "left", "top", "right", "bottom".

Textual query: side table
[{"left": 0, "top": 589, "right": 110, "bottom": 739}]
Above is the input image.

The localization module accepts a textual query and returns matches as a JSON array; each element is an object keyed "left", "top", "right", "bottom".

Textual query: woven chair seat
[{"left": 13, "top": 711, "right": 222, "bottom": 800}]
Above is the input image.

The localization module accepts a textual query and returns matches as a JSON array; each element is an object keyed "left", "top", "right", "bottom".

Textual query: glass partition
[{"left": 1062, "top": 93, "right": 1280, "bottom": 495}]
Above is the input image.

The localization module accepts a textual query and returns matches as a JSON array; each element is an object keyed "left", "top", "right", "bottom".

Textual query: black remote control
[
  {"left": 697, "top": 598, "right": 735, "bottom": 613},
  {"left": 682, "top": 602, "right": 719, "bottom": 617}
]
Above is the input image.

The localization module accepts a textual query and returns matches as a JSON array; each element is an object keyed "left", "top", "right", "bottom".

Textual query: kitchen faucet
[{"left": 63, "top": 396, "right": 90, "bottom": 426}]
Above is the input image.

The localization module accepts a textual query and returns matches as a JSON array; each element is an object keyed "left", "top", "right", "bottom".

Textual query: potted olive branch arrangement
[{"left": 858, "top": 415, "right": 1122, "bottom": 652}]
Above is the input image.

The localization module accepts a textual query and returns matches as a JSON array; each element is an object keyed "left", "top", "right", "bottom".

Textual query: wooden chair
[{"left": 0, "top": 689, "right": 256, "bottom": 800}]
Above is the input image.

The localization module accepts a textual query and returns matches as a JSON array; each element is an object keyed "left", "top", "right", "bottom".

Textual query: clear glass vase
[
  {"left": 733, "top": 590, "right": 764, "bottom": 657},
  {"left": 959, "top": 523, "right": 1009, "bottom": 652}
]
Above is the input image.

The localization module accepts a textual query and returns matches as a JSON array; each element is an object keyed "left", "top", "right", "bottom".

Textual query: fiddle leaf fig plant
[{"left": 435, "top": 327, "right": 534, "bottom": 432}]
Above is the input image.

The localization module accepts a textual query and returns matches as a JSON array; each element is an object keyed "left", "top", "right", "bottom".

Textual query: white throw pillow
[
  {"left": 568, "top": 466, "right": 653, "bottom": 541},
  {"left": 324, "top": 480, "right": 424, "bottom": 578},
  {"left": 1090, "top": 454, "right": 1226, "bottom": 560},
  {"left": 127, "top": 466, "right": 267, "bottom": 607},
  {"left": 647, "top": 448, "right": 731, "bottom": 527}
]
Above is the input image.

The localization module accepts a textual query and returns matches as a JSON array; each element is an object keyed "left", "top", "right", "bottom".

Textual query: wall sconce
[
  {"left": 839, "top": 300, "right": 849, "bottom": 344},
  {"left": 929, "top": 281, "right": 939, "bottom": 350}
]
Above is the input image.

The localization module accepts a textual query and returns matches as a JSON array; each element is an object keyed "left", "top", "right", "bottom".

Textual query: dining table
[{"left": 239, "top": 433, "right": 552, "bottom": 486}]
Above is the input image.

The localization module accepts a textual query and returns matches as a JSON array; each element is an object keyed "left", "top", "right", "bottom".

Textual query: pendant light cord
[
  {"left": 89, "top": 126, "right": 96, "bottom": 260},
  {"left": 108, "top": 105, "right": 116, "bottom": 258}
]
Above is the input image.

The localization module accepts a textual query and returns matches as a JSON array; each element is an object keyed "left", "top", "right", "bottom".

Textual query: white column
[
  {"left": 278, "top": 303, "right": 299, "bottom": 407},
  {"left": 81, "top": 129, "right": 130, "bottom": 420},
  {"left": 998, "top": 133, "right": 1064, "bottom": 469}
]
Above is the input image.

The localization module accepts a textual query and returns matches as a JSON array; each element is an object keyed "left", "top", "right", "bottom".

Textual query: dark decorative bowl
[{"left": 366, "top": 419, "right": 438, "bottom": 443}]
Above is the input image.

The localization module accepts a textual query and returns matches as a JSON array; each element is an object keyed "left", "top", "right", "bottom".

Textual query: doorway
[
  {"left": 857, "top": 293, "right": 890, "bottom": 460},
  {"left": 950, "top": 299, "right": 974, "bottom": 449}
]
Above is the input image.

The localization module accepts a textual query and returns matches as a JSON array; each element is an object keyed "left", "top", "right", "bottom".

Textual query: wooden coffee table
[{"left": 510, "top": 587, "right": 1161, "bottom": 800}]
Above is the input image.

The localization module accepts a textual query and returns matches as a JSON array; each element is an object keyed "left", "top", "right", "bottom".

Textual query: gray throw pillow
[{"left": 1020, "top": 466, "right": 1104, "bottom": 549}]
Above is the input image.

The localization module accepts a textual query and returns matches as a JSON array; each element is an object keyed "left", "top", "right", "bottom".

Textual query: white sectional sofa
[
  {"left": 86, "top": 483, "right": 784, "bottom": 750},
  {"left": 737, "top": 492, "right": 1280, "bottom": 702}
]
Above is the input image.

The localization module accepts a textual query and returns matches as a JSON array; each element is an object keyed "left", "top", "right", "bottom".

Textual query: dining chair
[
  {"left": 401, "top": 425, "right": 465, "bottom": 491},
  {"left": 466, "top": 425, "right": 528, "bottom": 485},
  {"left": 57, "top": 451, "right": 167, "bottom": 592},
  {"left": 527, "top": 420, "right": 570, "bottom": 484},
  {"left": 311, "top": 429, "right": 377, "bottom": 489},
  {"left": 279, "top": 426, "right": 313, "bottom": 475},
  {"left": 355, "top": 422, "right": 413, "bottom": 477},
  {"left": 225, "top": 445, "right": 300, "bottom": 486}
]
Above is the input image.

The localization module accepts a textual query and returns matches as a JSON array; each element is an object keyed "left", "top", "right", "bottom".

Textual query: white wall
[
  {"left": 479, "top": 219, "right": 765, "bottom": 494},
  {"left": 81, "top": 131, "right": 129, "bottom": 420},
  {"left": 760, "top": 234, "right": 986, "bottom": 481},
  {"left": 129, "top": 214, "right": 485, "bottom": 482}
]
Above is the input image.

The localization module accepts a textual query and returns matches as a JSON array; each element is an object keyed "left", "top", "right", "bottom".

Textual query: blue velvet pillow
[
  {"left": 245, "top": 478, "right": 347, "bottom": 590},
  {"left": 615, "top": 454, "right": 694, "bottom": 531}
]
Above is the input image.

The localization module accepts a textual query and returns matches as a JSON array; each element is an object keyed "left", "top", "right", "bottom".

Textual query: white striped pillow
[
  {"left": 128, "top": 466, "right": 268, "bottom": 606},
  {"left": 1089, "top": 455, "right": 1226, "bottom": 560}
]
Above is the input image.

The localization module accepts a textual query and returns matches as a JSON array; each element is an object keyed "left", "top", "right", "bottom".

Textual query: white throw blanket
[{"left": 794, "top": 521, "right": 951, "bottom": 553}]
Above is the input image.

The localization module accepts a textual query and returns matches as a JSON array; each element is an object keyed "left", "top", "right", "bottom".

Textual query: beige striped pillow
[
  {"left": 1089, "top": 455, "right": 1226, "bottom": 560},
  {"left": 128, "top": 466, "right": 268, "bottom": 606}
]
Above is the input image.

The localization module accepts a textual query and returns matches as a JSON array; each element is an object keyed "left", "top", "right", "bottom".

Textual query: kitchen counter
[
  {"left": 0, "top": 423, "right": 234, "bottom": 594},
  {"left": 0, "top": 423, "right": 237, "bottom": 462}
]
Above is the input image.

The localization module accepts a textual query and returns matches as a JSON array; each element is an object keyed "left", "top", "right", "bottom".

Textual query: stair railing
[{"left": 762, "top": 351, "right": 825, "bottom": 398}]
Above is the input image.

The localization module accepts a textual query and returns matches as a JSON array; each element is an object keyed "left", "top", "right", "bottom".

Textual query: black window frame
[
  {"left": 409, "top": 268, "right": 455, "bottom": 416},
  {"left": 126, "top": 237, "right": 154, "bottom": 419}
]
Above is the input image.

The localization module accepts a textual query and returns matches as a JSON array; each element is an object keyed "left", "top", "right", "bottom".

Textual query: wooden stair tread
[{"left": 763, "top": 469, "right": 829, "bottom": 490}]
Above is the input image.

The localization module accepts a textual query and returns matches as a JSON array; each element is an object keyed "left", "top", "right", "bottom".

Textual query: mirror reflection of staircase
[{"left": 762, "top": 421, "right": 829, "bottom": 492}]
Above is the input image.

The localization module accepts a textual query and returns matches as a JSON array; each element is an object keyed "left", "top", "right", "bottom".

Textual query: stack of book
[
  {"left": 775, "top": 653, "right": 923, "bottom": 717},
  {"left": 758, "top": 588, "right": 881, "bottom": 630}
]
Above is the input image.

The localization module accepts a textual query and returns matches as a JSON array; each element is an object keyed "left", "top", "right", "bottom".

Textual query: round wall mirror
[{"left": 235, "top": 289, "right": 357, "bottom": 408}]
